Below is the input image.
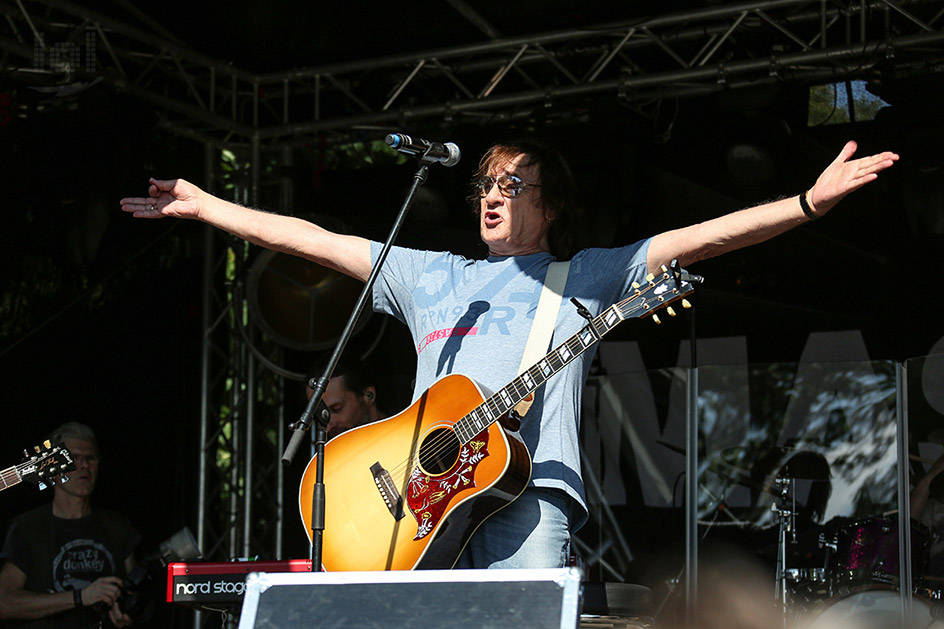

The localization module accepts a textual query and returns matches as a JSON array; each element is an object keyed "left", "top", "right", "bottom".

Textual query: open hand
[
  {"left": 808, "top": 141, "right": 899, "bottom": 215},
  {"left": 119, "top": 178, "right": 204, "bottom": 219}
]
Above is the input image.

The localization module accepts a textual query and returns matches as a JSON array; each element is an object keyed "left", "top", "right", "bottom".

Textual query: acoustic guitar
[{"left": 299, "top": 263, "right": 695, "bottom": 571}]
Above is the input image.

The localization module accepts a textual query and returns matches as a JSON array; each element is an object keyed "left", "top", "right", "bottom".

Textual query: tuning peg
[
  {"left": 43, "top": 440, "right": 51, "bottom": 449},
  {"left": 631, "top": 281, "right": 640, "bottom": 290},
  {"left": 60, "top": 475, "right": 69, "bottom": 483},
  {"left": 645, "top": 273, "right": 655, "bottom": 283},
  {"left": 682, "top": 299, "right": 692, "bottom": 309},
  {"left": 667, "top": 307, "right": 677, "bottom": 317},
  {"left": 33, "top": 445, "right": 41, "bottom": 454},
  {"left": 652, "top": 314, "right": 662, "bottom": 325},
  {"left": 38, "top": 481, "right": 48, "bottom": 491}
]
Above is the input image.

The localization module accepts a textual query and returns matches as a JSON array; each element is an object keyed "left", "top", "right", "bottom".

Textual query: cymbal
[
  {"left": 704, "top": 450, "right": 756, "bottom": 484},
  {"left": 706, "top": 445, "right": 830, "bottom": 482}
]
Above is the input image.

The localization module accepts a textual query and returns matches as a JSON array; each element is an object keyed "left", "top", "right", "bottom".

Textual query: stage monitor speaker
[{"left": 237, "top": 567, "right": 583, "bottom": 629}]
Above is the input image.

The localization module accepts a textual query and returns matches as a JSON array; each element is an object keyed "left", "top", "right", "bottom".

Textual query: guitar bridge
[{"left": 370, "top": 462, "right": 404, "bottom": 520}]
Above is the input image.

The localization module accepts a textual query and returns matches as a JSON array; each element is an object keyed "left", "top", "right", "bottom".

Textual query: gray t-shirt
[{"left": 371, "top": 240, "right": 652, "bottom": 527}]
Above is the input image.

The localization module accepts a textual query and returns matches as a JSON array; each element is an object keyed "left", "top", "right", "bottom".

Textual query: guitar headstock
[
  {"left": 19, "top": 441, "right": 76, "bottom": 488},
  {"left": 616, "top": 260, "right": 699, "bottom": 323}
]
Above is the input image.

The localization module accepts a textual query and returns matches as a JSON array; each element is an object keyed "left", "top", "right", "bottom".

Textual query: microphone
[{"left": 385, "top": 133, "right": 460, "bottom": 167}]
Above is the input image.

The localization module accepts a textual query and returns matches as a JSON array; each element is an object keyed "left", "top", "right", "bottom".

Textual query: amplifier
[
  {"left": 167, "top": 559, "right": 313, "bottom": 609},
  {"left": 237, "top": 567, "right": 583, "bottom": 628}
]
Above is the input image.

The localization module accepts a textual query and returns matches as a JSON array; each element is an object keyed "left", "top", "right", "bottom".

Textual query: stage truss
[
  {"left": 1, "top": 3, "right": 943, "bottom": 623},
  {"left": 2, "top": 0, "right": 942, "bottom": 147}
]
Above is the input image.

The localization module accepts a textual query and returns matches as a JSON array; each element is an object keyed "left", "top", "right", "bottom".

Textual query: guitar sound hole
[{"left": 418, "top": 428, "right": 461, "bottom": 476}]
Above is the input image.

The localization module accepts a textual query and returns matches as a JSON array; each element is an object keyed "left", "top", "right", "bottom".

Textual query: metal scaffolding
[
  {"left": 195, "top": 220, "right": 288, "bottom": 563},
  {"left": 2, "top": 2, "right": 943, "bottom": 623},
  {"left": 3, "top": 0, "right": 943, "bottom": 148},
  {"left": 191, "top": 149, "right": 290, "bottom": 627}
]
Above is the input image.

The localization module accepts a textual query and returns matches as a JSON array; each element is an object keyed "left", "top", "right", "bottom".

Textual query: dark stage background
[{"left": 2, "top": 1, "right": 943, "bottom": 626}]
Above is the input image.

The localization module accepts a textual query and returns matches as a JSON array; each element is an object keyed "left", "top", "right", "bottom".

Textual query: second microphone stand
[{"left": 281, "top": 158, "right": 435, "bottom": 571}]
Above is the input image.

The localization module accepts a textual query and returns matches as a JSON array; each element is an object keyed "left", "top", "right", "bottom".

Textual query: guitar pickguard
[{"left": 407, "top": 430, "right": 489, "bottom": 540}]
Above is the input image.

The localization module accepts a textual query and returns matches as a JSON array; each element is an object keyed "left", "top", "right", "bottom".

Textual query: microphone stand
[{"left": 281, "top": 159, "right": 434, "bottom": 571}]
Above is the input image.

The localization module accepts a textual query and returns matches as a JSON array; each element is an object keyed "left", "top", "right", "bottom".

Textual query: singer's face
[{"left": 479, "top": 153, "right": 552, "bottom": 257}]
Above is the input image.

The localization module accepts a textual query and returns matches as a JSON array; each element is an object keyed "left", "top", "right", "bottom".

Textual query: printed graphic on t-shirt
[
  {"left": 412, "top": 256, "right": 545, "bottom": 358},
  {"left": 418, "top": 325, "right": 479, "bottom": 353},
  {"left": 51, "top": 538, "right": 116, "bottom": 592}
]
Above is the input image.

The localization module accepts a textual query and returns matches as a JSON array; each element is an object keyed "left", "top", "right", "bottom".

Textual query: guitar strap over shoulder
[{"left": 513, "top": 260, "right": 571, "bottom": 418}]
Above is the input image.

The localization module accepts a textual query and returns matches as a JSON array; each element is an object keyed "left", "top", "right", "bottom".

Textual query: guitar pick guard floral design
[{"left": 407, "top": 431, "right": 489, "bottom": 540}]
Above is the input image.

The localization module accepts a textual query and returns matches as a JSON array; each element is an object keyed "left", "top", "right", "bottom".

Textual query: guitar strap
[{"left": 513, "top": 260, "right": 571, "bottom": 417}]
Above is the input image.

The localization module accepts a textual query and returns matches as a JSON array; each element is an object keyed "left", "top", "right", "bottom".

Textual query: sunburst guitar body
[{"left": 299, "top": 373, "right": 531, "bottom": 571}]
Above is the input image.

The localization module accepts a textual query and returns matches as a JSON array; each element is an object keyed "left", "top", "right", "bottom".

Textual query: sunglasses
[{"left": 473, "top": 175, "right": 541, "bottom": 199}]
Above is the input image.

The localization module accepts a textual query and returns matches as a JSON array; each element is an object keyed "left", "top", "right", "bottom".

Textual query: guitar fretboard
[
  {"left": 454, "top": 268, "right": 684, "bottom": 444},
  {"left": 0, "top": 465, "right": 23, "bottom": 491}
]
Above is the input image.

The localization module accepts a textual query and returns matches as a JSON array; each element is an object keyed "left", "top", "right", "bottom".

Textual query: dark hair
[
  {"left": 782, "top": 451, "right": 831, "bottom": 523},
  {"left": 468, "top": 139, "right": 582, "bottom": 260},
  {"left": 309, "top": 354, "right": 376, "bottom": 397}
]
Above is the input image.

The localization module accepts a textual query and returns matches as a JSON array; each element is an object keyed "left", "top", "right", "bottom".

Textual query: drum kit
[
  {"left": 704, "top": 446, "right": 944, "bottom": 627},
  {"left": 781, "top": 507, "right": 941, "bottom": 627}
]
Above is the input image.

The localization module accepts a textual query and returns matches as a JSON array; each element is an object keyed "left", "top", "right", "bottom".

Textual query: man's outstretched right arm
[{"left": 120, "top": 178, "right": 372, "bottom": 282}]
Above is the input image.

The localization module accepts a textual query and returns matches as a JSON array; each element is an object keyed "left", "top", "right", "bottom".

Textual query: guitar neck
[
  {"left": 0, "top": 465, "right": 23, "bottom": 492},
  {"left": 455, "top": 309, "right": 610, "bottom": 443},
  {"left": 454, "top": 265, "right": 692, "bottom": 444}
]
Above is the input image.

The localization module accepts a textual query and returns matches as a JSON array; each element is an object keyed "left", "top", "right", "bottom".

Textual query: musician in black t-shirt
[{"left": 0, "top": 422, "right": 139, "bottom": 628}]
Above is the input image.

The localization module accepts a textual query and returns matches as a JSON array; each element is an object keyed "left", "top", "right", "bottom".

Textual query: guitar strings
[
  {"left": 387, "top": 282, "right": 676, "bottom": 486},
  {"left": 299, "top": 277, "right": 682, "bottom": 529},
  {"left": 379, "top": 279, "right": 674, "bottom": 489},
  {"left": 382, "top": 277, "right": 678, "bottom": 485},
  {"left": 299, "top": 276, "right": 685, "bottom": 534},
  {"left": 1, "top": 459, "right": 41, "bottom": 488},
  {"left": 382, "top": 313, "right": 609, "bottom": 483}
]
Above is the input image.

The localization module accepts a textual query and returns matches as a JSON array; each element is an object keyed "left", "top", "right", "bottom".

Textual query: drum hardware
[
  {"left": 817, "top": 531, "right": 837, "bottom": 555},
  {"left": 784, "top": 567, "right": 826, "bottom": 583},
  {"left": 811, "top": 530, "right": 839, "bottom": 597},
  {"left": 771, "top": 475, "right": 843, "bottom": 623},
  {"left": 771, "top": 476, "right": 796, "bottom": 626}
]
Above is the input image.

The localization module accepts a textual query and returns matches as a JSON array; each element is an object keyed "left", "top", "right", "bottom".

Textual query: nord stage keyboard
[{"left": 167, "top": 559, "right": 313, "bottom": 609}]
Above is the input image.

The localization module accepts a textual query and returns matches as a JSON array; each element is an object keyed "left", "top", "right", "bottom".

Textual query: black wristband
[
  {"left": 799, "top": 190, "right": 819, "bottom": 221},
  {"left": 73, "top": 587, "right": 83, "bottom": 608}
]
